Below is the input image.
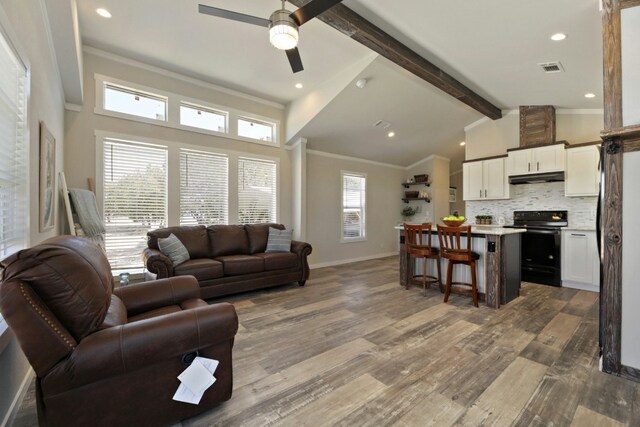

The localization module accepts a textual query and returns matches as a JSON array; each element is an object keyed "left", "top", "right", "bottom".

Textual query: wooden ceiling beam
[{"left": 289, "top": 0, "right": 502, "bottom": 120}]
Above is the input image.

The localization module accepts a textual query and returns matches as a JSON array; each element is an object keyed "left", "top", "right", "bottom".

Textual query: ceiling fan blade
[
  {"left": 290, "top": 0, "right": 343, "bottom": 26},
  {"left": 198, "top": 4, "right": 270, "bottom": 27},
  {"left": 286, "top": 48, "right": 304, "bottom": 73}
]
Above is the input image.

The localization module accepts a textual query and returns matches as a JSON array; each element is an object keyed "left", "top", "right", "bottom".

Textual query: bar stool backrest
[
  {"left": 403, "top": 223, "right": 433, "bottom": 251},
  {"left": 437, "top": 225, "right": 472, "bottom": 261}
]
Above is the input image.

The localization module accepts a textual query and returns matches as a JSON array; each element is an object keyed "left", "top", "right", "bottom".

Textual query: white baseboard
[
  {"left": 310, "top": 251, "right": 398, "bottom": 269},
  {"left": 1, "top": 368, "right": 34, "bottom": 427},
  {"left": 562, "top": 281, "right": 599, "bottom": 293}
]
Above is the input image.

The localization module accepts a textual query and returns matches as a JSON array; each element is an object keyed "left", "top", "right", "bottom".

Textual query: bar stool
[
  {"left": 403, "top": 223, "right": 442, "bottom": 296},
  {"left": 437, "top": 225, "right": 480, "bottom": 307}
]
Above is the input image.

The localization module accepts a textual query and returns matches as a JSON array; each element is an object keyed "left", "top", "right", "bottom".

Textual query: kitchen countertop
[
  {"left": 394, "top": 225, "right": 526, "bottom": 236},
  {"left": 563, "top": 227, "right": 596, "bottom": 232}
]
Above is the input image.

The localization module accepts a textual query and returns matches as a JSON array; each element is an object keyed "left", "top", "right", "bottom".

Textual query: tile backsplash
[{"left": 465, "top": 181, "right": 597, "bottom": 229}]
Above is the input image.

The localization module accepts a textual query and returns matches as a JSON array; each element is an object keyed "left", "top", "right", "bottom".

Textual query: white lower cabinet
[{"left": 562, "top": 230, "right": 599, "bottom": 292}]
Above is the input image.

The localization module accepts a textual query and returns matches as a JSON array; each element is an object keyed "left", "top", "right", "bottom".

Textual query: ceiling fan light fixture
[{"left": 269, "top": 9, "right": 299, "bottom": 50}]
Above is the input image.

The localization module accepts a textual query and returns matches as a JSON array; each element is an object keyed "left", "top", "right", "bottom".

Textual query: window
[
  {"left": 180, "top": 149, "right": 228, "bottom": 225},
  {"left": 342, "top": 172, "right": 366, "bottom": 240},
  {"left": 103, "top": 139, "right": 167, "bottom": 269},
  {"left": 104, "top": 83, "right": 167, "bottom": 121},
  {"left": 238, "top": 158, "right": 277, "bottom": 224},
  {"left": 0, "top": 27, "right": 28, "bottom": 336},
  {"left": 0, "top": 29, "right": 28, "bottom": 259},
  {"left": 180, "top": 102, "right": 227, "bottom": 133},
  {"left": 238, "top": 117, "right": 275, "bottom": 142}
]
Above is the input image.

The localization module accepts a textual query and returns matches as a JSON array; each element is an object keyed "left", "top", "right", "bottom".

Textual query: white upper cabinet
[
  {"left": 463, "top": 157, "right": 509, "bottom": 201},
  {"left": 507, "top": 144, "right": 565, "bottom": 176},
  {"left": 565, "top": 145, "right": 600, "bottom": 197}
]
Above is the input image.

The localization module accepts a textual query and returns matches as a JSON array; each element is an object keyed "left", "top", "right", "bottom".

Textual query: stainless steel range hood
[{"left": 509, "top": 171, "right": 565, "bottom": 185}]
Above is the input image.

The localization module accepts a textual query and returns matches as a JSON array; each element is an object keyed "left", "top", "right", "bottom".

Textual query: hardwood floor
[{"left": 11, "top": 256, "right": 640, "bottom": 426}]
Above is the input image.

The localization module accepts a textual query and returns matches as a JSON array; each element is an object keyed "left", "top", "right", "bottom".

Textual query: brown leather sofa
[
  {"left": 143, "top": 223, "right": 313, "bottom": 299},
  {"left": 0, "top": 236, "right": 238, "bottom": 427}
]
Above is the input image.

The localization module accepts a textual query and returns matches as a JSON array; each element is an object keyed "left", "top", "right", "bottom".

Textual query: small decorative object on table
[
  {"left": 441, "top": 214, "right": 466, "bottom": 227},
  {"left": 475, "top": 215, "right": 493, "bottom": 225},
  {"left": 119, "top": 272, "right": 131, "bottom": 286}
]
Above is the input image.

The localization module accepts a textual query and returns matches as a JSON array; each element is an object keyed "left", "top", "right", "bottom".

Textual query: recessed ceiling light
[
  {"left": 295, "top": 83, "right": 303, "bottom": 89},
  {"left": 585, "top": 93, "right": 596, "bottom": 98},
  {"left": 96, "top": 8, "right": 112, "bottom": 18},
  {"left": 460, "top": 141, "right": 466, "bottom": 146},
  {"left": 551, "top": 33, "right": 567, "bottom": 41},
  {"left": 387, "top": 131, "right": 395, "bottom": 138}
]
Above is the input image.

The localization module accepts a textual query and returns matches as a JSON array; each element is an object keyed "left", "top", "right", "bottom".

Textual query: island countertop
[{"left": 394, "top": 225, "right": 526, "bottom": 236}]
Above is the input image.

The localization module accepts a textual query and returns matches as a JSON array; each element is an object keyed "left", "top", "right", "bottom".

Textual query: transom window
[
  {"left": 341, "top": 172, "right": 366, "bottom": 241},
  {"left": 104, "top": 83, "right": 167, "bottom": 121},
  {"left": 238, "top": 117, "right": 275, "bottom": 142},
  {"left": 180, "top": 102, "right": 227, "bottom": 133}
]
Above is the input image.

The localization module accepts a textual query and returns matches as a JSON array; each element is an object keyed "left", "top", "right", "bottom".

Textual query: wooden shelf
[
  {"left": 402, "top": 182, "right": 430, "bottom": 188},
  {"left": 402, "top": 197, "right": 431, "bottom": 204}
]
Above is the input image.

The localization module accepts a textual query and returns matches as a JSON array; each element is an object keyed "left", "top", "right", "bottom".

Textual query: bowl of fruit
[{"left": 441, "top": 215, "right": 466, "bottom": 227}]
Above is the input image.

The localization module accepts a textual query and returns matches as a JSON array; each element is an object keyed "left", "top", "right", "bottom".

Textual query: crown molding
[
  {"left": 306, "top": 149, "right": 405, "bottom": 169},
  {"left": 406, "top": 154, "right": 450, "bottom": 171},
  {"left": 83, "top": 45, "right": 285, "bottom": 110}
]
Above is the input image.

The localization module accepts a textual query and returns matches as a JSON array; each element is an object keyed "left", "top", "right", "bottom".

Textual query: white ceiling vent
[
  {"left": 538, "top": 61, "right": 565, "bottom": 73},
  {"left": 373, "top": 120, "right": 391, "bottom": 130}
]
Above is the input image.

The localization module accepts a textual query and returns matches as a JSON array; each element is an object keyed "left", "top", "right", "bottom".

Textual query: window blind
[
  {"left": 0, "top": 30, "right": 28, "bottom": 259},
  {"left": 180, "top": 149, "right": 228, "bottom": 226},
  {"left": 342, "top": 173, "right": 366, "bottom": 239},
  {"left": 238, "top": 157, "right": 277, "bottom": 224},
  {"left": 103, "top": 139, "right": 167, "bottom": 269}
]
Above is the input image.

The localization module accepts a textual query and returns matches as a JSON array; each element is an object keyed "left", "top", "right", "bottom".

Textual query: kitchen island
[{"left": 396, "top": 225, "right": 526, "bottom": 308}]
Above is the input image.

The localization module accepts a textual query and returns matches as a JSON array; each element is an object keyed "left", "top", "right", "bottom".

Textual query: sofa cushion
[
  {"left": 215, "top": 255, "right": 264, "bottom": 276},
  {"left": 98, "top": 295, "right": 128, "bottom": 330},
  {"left": 208, "top": 225, "right": 250, "bottom": 257},
  {"left": 128, "top": 305, "right": 182, "bottom": 322},
  {"left": 254, "top": 252, "right": 298, "bottom": 271},
  {"left": 157, "top": 234, "right": 190, "bottom": 266},
  {"left": 147, "top": 226, "right": 209, "bottom": 259},
  {"left": 266, "top": 228, "right": 293, "bottom": 252},
  {"left": 174, "top": 259, "right": 224, "bottom": 281},
  {"left": 245, "top": 223, "right": 285, "bottom": 254}
]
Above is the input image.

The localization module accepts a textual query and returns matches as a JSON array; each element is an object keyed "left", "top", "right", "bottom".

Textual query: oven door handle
[{"left": 522, "top": 229, "right": 562, "bottom": 235}]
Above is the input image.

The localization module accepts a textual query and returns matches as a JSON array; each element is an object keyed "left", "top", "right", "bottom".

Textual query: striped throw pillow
[
  {"left": 265, "top": 228, "right": 293, "bottom": 253},
  {"left": 157, "top": 233, "right": 190, "bottom": 266}
]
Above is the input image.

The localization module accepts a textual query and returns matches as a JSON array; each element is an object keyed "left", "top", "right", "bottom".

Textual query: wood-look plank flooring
[{"left": 11, "top": 256, "right": 640, "bottom": 426}]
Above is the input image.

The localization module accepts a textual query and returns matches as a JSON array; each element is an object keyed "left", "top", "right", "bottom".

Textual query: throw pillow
[
  {"left": 265, "top": 227, "right": 293, "bottom": 253},
  {"left": 158, "top": 233, "right": 190, "bottom": 266}
]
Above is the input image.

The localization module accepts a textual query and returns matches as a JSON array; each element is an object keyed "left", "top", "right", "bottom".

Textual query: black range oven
[{"left": 506, "top": 210, "right": 567, "bottom": 287}]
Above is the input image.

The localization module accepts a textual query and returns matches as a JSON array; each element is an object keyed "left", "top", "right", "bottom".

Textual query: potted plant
[{"left": 401, "top": 206, "right": 418, "bottom": 220}]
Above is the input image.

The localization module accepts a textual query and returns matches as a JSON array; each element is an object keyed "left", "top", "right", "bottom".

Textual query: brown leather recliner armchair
[{"left": 0, "top": 236, "right": 238, "bottom": 427}]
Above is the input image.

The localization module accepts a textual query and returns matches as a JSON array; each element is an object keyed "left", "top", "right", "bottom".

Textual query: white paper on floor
[{"left": 173, "top": 357, "right": 220, "bottom": 405}]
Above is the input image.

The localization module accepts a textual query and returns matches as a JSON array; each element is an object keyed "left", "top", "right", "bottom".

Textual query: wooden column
[{"left": 484, "top": 235, "right": 501, "bottom": 309}]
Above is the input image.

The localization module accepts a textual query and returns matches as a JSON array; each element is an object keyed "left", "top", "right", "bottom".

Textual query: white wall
[
  {"left": 306, "top": 151, "right": 404, "bottom": 267},
  {"left": 65, "top": 50, "right": 293, "bottom": 228},
  {"left": 621, "top": 6, "right": 640, "bottom": 126},
  {"left": 449, "top": 170, "right": 464, "bottom": 215},
  {"left": 0, "top": 0, "right": 66, "bottom": 424},
  {"left": 621, "top": 151, "right": 640, "bottom": 370},
  {"left": 465, "top": 110, "right": 604, "bottom": 161}
]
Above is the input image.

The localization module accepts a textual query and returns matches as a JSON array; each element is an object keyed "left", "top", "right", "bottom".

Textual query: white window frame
[
  {"left": 341, "top": 170, "right": 367, "bottom": 243},
  {"left": 237, "top": 157, "right": 278, "bottom": 224},
  {"left": 237, "top": 115, "right": 277, "bottom": 144},
  {"left": 0, "top": 11, "right": 30, "bottom": 343},
  {"left": 94, "top": 74, "right": 280, "bottom": 147}
]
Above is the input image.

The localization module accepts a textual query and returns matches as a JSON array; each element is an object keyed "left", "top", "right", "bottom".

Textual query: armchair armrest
[
  {"left": 114, "top": 276, "right": 200, "bottom": 317},
  {"left": 143, "top": 247, "right": 174, "bottom": 278},
  {"left": 44, "top": 303, "right": 238, "bottom": 394}
]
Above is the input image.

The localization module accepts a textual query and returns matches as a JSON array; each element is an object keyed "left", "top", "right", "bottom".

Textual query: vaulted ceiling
[{"left": 68, "top": 0, "right": 603, "bottom": 168}]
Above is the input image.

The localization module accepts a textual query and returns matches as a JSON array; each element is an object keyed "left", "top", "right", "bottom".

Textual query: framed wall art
[{"left": 39, "top": 121, "right": 56, "bottom": 231}]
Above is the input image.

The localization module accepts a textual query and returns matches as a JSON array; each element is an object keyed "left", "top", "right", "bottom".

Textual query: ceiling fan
[{"left": 198, "top": 0, "right": 343, "bottom": 73}]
